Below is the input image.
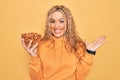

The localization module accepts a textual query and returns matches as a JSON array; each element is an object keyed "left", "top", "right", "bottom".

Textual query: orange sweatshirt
[{"left": 29, "top": 37, "right": 94, "bottom": 80}]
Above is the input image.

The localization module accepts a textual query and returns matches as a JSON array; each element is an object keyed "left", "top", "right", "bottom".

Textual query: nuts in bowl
[{"left": 21, "top": 32, "right": 41, "bottom": 48}]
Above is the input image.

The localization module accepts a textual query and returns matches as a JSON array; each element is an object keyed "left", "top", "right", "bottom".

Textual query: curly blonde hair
[{"left": 42, "top": 5, "right": 86, "bottom": 58}]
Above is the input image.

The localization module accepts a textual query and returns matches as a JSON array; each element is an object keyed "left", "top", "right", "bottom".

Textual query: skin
[
  {"left": 20, "top": 11, "right": 106, "bottom": 57},
  {"left": 49, "top": 11, "right": 67, "bottom": 38}
]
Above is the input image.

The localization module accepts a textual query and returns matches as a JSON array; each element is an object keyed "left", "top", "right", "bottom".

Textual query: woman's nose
[{"left": 55, "top": 22, "right": 60, "bottom": 28}]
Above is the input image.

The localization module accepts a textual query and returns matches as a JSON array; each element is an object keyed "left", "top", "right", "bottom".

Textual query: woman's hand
[
  {"left": 85, "top": 36, "right": 106, "bottom": 51},
  {"left": 20, "top": 38, "right": 38, "bottom": 57}
]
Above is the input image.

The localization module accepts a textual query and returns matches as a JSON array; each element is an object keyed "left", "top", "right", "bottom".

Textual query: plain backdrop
[{"left": 0, "top": 0, "right": 120, "bottom": 80}]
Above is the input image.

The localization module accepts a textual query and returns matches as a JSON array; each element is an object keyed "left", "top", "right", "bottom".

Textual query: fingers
[
  {"left": 97, "top": 38, "right": 106, "bottom": 47},
  {"left": 20, "top": 37, "right": 38, "bottom": 56},
  {"left": 20, "top": 38, "right": 27, "bottom": 50},
  {"left": 86, "top": 36, "right": 106, "bottom": 51},
  {"left": 93, "top": 36, "right": 106, "bottom": 50},
  {"left": 96, "top": 36, "right": 106, "bottom": 46},
  {"left": 28, "top": 40, "right": 32, "bottom": 48},
  {"left": 31, "top": 43, "right": 38, "bottom": 52},
  {"left": 27, "top": 43, "right": 38, "bottom": 56},
  {"left": 97, "top": 36, "right": 106, "bottom": 42},
  {"left": 20, "top": 37, "right": 33, "bottom": 49}
]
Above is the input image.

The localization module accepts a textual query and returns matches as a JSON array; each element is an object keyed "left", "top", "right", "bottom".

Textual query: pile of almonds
[{"left": 21, "top": 32, "right": 41, "bottom": 48}]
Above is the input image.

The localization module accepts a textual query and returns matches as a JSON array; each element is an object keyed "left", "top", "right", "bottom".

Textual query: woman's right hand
[{"left": 20, "top": 38, "right": 38, "bottom": 57}]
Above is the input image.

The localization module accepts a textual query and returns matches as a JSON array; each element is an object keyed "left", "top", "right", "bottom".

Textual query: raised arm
[
  {"left": 29, "top": 52, "right": 43, "bottom": 80},
  {"left": 75, "top": 36, "right": 106, "bottom": 80},
  {"left": 20, "top": 38, "right": 43, "bottom": 80}
]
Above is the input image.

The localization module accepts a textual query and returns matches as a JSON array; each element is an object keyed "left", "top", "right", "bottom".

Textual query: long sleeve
[
  {"left": 29, "top": 54, "right": 43, "bottom": 80},
  {"left": 75, "top": 51, "right": 94, "bottom": 80}
]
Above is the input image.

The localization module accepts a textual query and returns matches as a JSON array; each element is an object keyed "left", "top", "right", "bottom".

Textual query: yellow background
[{"left": 0, "top": 0, "right": 120, "bottom": 80}]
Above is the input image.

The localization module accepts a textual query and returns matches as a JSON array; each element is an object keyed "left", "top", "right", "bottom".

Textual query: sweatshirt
[{"left": 29, "top": 36, "right": 94, "bottom": 80}]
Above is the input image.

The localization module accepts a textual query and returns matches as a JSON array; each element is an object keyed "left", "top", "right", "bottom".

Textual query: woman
[{"left": 21, "top": 5, "right": 106, "bottom": 80}]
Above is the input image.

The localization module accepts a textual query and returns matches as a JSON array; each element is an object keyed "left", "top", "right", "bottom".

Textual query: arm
[
  {"left": 29, "top": 55, "right": 43, "bottom": 80},
  {"left": 75, "top": 36, "right": 106, "bottom": 80},
  {"left": 29, "top": 43, "right": 43, "bottom": 80},
  {"left": 75, "top": 51, "right": 94, "bottom": 80},
  {"left": 20, "top": 37, "right": 43, "bottom": 80}
]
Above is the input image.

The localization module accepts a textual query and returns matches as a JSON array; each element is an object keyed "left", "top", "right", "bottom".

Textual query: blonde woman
[{"left": 21, "top": 5, "right": 106, "bottom": 80}]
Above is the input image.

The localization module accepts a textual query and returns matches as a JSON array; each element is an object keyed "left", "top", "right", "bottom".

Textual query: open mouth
[{"left": 54, "top": 29, "right": 62, "bottom": 34}]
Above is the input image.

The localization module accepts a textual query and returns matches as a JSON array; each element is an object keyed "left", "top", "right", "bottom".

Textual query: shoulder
[
  {"left": 37, "top": 38, "right": 53, "bottom": 56},
  {"left": 37, "top": 38, "right": 53, "bottom": 50},
  {"left": 39, "top": 39, "right": 51, "bottom": 47}
]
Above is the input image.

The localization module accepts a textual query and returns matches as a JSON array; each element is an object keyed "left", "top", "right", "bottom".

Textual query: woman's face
[{"left": 49, "top": 11, "right": 67, "bottom": 38}]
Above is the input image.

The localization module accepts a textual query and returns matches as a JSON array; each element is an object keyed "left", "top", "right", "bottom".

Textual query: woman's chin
[{"left": 53, "top": 34, "right": 63, "bottom": 38}]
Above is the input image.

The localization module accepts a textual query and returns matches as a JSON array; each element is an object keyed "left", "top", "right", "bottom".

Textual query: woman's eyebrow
[
  {"left": 59, "top": 18, "right": 65, "bottom": 21},
  {"left": 50, "top": 18, "right": 53, "bottom": 20}
]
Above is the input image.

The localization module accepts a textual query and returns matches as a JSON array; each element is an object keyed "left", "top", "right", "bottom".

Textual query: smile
[{"left": 54, "top": 29, "right": 62, "bottom": 34}]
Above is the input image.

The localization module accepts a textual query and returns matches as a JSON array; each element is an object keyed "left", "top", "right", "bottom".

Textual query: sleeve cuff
[
  {"left": 86, "top": 49, "right": 96, "bottom": 55},
  {"left": 29, "top": 56, "right": 40, "bottom": 65}
]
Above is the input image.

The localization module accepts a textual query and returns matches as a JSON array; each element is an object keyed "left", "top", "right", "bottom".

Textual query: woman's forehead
[{"left": 50, "top": 11, "right": 66, "bottom": 19}]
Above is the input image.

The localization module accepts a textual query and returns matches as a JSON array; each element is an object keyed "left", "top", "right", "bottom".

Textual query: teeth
[{"left": 55, "top": 30, "right": 61, "bottom": 33}]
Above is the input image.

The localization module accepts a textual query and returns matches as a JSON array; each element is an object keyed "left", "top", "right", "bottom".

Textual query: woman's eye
[
  {"left": 60, "top": 20, "right": 64, "bottom": 23},
  {"left": 50, "top": 20, "right": 55, "bottom": 23}
]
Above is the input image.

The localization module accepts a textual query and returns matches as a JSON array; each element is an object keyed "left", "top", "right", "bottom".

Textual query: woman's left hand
[{"left": 85, "top": 36, "right": 106, "bottom": 51}]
